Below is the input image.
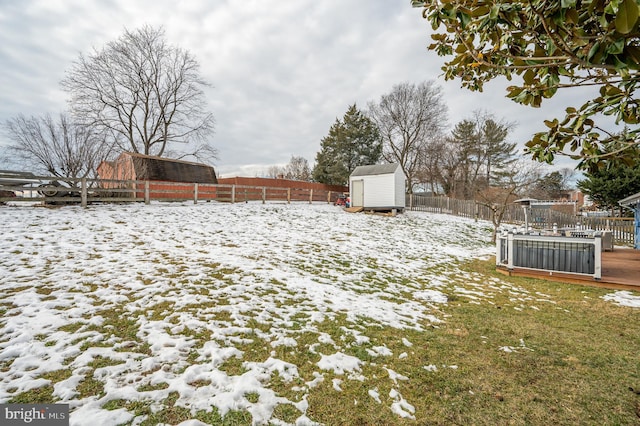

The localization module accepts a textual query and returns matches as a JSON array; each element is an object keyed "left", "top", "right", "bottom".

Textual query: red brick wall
[
  {"left": 217, "top": 177, "right": 347, "bottom": 193},
  {"left": 95, "top": 172, "right": 347, "bottom": 202}
]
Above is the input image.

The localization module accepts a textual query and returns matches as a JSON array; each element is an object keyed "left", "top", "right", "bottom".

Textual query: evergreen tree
[
  {"left": 577, "top": 140, "right": 640, "bottom": 212},
  {"left": 439, "top": 112, "right": 516, "bottom": 198},
  {"left": 578, "top": 164, "right": 640, "bottom": 213},
  {"left": 447, "top": 119, "right": 478, "bottom": 198},
  {"left": 313, "top": 104, "right": 382, "bottom": 186},
  {"left": 482, "top": 118, "right": 516, "bottom": 186},
  {"left": 533, "top": 171, "right": 573, "bottom": 200}
]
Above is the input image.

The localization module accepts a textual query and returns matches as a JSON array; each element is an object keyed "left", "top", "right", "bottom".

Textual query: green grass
[{"left": 304, "top": 259, "right": 640, "bottom": 425}]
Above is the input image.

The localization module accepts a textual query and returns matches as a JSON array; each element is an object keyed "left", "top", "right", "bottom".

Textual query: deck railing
[
  {"left": 496, "top": 232, "right": 603, "bottom": 280},
  {"left": 408, "top": 194, "right": 635, "bottom": 246}
]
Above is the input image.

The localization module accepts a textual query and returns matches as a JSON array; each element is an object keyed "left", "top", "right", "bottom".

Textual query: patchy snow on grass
[
  {"left": 316, "top": 352, "right": 362, "bottom": 376},
  {"left": 498, "top": 339, "right": 534, "bottom": 354},
  {"left": 389, "top": 388, "right": 415, "bottom": 420},
  {"left": 0, "top": 201, "right": 515, "bottom": 424},
  {"left": 368, "top": 387, "right": 381, "bottom": 404},
  {"left": 603, "top": 291, "right": 640, "bottom": 308}
]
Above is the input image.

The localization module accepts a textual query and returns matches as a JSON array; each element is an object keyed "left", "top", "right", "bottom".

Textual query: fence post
[
  {"left": 309, "top": 189, "right": 313, "bottom": 204},
  {"left": 144, "top": 181, "right": 150, "bottom": 205},
  {"left": 594, "top": 233, "right": 602, "bottom": 280},
  {"left": 507, "top": 232, "right": 514, "bottom": 270},
  {"left": 262, "top": 187, "right": 266, "bottom": 204},
  {"left": 194, "top": 183, "right": 199, "bottom": 204},
  {"left": 231, "top": 185, "right": 236, "bottom": 204},
  {"left": 81, "top": 178, "right": 87, "bottom": 208},
  {"left": 287, "top": 188, "right": 291, "bottom": 204},
  {"left": 496, "top": 235, "right": 503, "bottom": 266},
  {"left": 328, "top": 191, "right": 331, "bottom": 204}
]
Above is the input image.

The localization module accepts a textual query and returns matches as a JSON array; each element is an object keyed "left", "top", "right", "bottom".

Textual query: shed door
[{"left": 352, "top": 180, "right": 364, "bottom": 207}]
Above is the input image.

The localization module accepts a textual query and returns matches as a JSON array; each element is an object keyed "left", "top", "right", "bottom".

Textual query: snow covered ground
[{"left": 1, "top": 201, "right": 638, "bottom": 425}]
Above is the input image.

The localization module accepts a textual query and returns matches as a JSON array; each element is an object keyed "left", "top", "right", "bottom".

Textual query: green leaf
[
  {"left": 615, "top": 0, "right": 639, "bottom": 34},
  {"left": 587, "top": 42, "right": 601, "bottom": 61},
  {"left": 489, "top": 4, "right": 499, "bottom": 19},
  {"left": 627, "top": 45, "right": 640, "bottom": 63},
  {"left": 458, "top": 11, "right": 471, "bottom": 28},
  {"left": 471, "top": 6, "right": 491, "bottom": 17},
  {"left": 566, "top": 8, "right": 579, "bottom": 23},
  {"left": 605, "top": 0, "right": 620, "bottom": 16},
  {"left": 606, "top": 38, "right": 625, "bottom": 55},
  {"left": 604, "top": 85, "right": 623, "bottom": 96},
  {"left": 523, "top": 69, "right": 535, "bottom": 85},
  {"left": 544, "top": 119, "right": 559, "bottom": 128}
]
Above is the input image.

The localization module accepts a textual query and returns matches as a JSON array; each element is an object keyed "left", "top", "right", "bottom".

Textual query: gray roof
[
  {"left": 619, "top": 191, "right": 640, "bottom": 207},
  {"left": 351, "top": 163, "right": 401, "bottom": 177},
  {"left": 131, "top": 156, "right": 217, "bottom": 184}
]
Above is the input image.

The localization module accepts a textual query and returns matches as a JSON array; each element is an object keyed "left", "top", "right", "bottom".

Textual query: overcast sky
[{"left": 0, "top": 0, "right": 588, "bottom": 177}]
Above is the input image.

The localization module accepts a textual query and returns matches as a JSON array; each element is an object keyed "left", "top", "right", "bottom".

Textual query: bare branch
[
  {"left": 4, "top": 113, "right": 112, "bottom": 180},
  {"left": 367, "top": 81, "right": 448, "bottom": 192},
  {"left": 61, "top": 25, "right": 215, "bottom": 160}
]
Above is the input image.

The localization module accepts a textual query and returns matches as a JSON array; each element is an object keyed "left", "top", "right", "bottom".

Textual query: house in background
[
  {"left": 349, "top": 163, "right": 406, "bottom": 212},
  {"left": 619, "top": 192, "right": 640, "bottom": 249}
]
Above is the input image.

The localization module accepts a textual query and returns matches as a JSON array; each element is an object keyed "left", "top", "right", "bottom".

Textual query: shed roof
[
  {"left": 351, "top": 163, "right": 401, "bottom": 177},
  {"left": 619, "top": 191, "right": 640, "bottom": 207},
  {"left": 124, "top": 152, "right": 218, "bottom": 184}
]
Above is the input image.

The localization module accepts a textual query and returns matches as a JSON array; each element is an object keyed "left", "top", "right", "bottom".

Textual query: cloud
[{"left": 0, "top": 0, "right": 591, "bottom": 176}]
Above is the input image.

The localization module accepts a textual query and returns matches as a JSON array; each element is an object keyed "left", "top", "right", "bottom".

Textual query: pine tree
[
  {"left": 313, "top": 104, "right": 382, "bottom": 186},
  {"left": 482, "top": 119, "right": 516, "bottom": 186},
  {"left": 533, "top": 171, "right": 570, "bottom": 200},
  {"left": 441, "top": 113, "right": 515, "bottom": 198},
  {"left": 577, "top": 139, "right": 640, "bottom": 213},
  {"left": 446, "top": 119, "right": 478, "bottom": 198},
  {"left": 578, "top": 163, "right": 640, "bottom": 213}
]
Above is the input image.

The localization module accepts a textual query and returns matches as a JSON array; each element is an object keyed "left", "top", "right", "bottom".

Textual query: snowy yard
[{"left": 1, "top": 202, "right": 638, "bottom": 425}]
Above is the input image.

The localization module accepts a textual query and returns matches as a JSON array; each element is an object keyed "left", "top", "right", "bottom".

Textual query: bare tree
[
  {"left": 284, "top": 156, "right": 311, "bottom": 181},
  {"left": 414, "top": 138, "right": 446, "bottom": 194},
  {"left": 263, "top": 156, "right": 312, "bottom": 181},
  {"left": 61, "top": 25, "right": 216, "bottom": 162},
  {"left": 0, "top": 145, "right": 13, "bottom": 169},
  {"left": 367, "top": 81, "right": 448, "bottom": 192},
  {"left": 4, "top": 113, "right": 110, "bottom": 180},
  {"left": 438, "top": 111, "right": 516, "bottom": 198},
  {"left": 265, "top": 165, "right": 285, "bottom": 179},
  {"left": 475, "top": 159, "right": 544, "bottom": 243}
]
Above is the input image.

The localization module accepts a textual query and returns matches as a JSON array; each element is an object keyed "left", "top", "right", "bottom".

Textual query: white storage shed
[{"left": 349, "top": 163, "right": 406, "bottom": 211}]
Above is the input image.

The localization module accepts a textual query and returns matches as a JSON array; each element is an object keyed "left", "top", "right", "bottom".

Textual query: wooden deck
[{"left": 497, "top": 248, "right": 640, "bottom": 291}]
